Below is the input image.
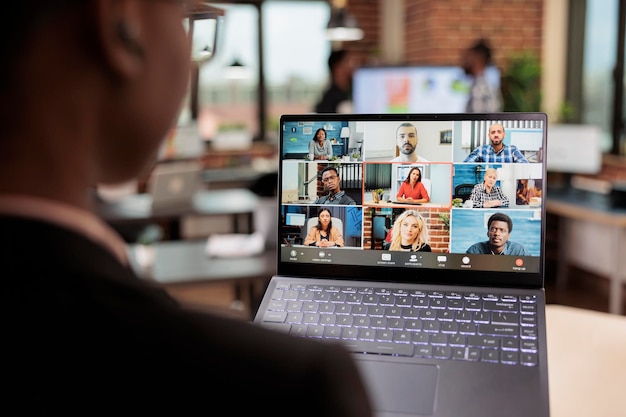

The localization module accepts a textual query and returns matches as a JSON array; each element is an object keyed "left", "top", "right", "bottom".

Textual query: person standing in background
[
  {"left": 314, "top": 49, "right": 356, "bottom": 113},
  {"left": 461, "top": 38, "right": 502, "bottom": 113}
]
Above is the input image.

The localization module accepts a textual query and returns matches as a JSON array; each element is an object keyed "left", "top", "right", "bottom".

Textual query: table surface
[
  {"left": 97, "top": 188, "right": 259, "bottom": 222},
  {"left": 546, "top": 186, "right": 626, "bottom": 226},
  {"left": 546, "top": 304, "right": 626, "bottom": 417},
  {"left": 128, "top": 239, "right": 276, "bottom": 284}
]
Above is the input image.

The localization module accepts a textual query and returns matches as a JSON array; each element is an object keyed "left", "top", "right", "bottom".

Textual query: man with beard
[
  {"left": 466, "top": 212, "right": 530, "bottom": 255},
  {"left": 463, "top": 123, "right": 528, "bottom": 163},
  {"left": 390, "top": 122, "right": 429, "bottom": 163}
]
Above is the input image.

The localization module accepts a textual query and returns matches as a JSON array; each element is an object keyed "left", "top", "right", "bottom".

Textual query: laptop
[
  {"left": 254, "top": 113, "right": 550, "bottom": 417},
  {"left": 147, "top": 159, "right": 203, "bottom": 213}
]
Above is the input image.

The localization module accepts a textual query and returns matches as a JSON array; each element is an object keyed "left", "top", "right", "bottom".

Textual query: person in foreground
[
  {"left": 384, "top": 210, "right": 432, "bottom": 252},
  {"left": 304, "top": 208, "right": 345, "bottom": 247},
  {"left": 0, "top": 1, "right": 372, "bottom": 415},
  {"left": 466, "top": 212, "right": 530, "bottom": 255},
  {"left": 463, "top": 123, "right": 528, "bottom": 163},
  {"left": 469, "top": 167, "right": 509, "bottom": 208}
]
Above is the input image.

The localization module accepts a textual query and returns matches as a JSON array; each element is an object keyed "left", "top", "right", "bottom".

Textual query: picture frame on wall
[{"left": 440, "top": 129, "right": 452, "bottom": 144}]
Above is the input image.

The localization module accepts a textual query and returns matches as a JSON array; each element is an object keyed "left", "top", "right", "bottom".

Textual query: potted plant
[
  {"left": 452, "top": 198, "right": 464, "bottom": 208},
  {"left": 351, "top": 152, "right": 360, "bottom": 161},
  {"left": 376, "top": 188, "right": 384, "bottom": 201}
]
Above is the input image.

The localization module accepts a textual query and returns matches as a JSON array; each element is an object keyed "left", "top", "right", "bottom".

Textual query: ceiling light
[{"left": 326, "top": 7, "right": 364, "bottom": 41}]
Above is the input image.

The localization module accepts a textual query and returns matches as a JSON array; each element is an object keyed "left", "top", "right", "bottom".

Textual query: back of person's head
[
  {"left": 328, "top": 49, "right": 348, "bottom": 72},
  {"left": 469, "top": 38, "right": 493, "bottom": 65},
  {"left": 488, "top": 212, "right": 513, "bottom": 232},
  {"left": 1, "top": 1, "right": 75, "bottom": 93}
]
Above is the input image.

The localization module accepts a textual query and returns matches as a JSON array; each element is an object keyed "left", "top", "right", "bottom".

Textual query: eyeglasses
[
  {"left": 184, "top": 3, "right": 224, "bottom": 63},
  {"left": 322, "top": 175, "right": 338, "bottom": 183}
]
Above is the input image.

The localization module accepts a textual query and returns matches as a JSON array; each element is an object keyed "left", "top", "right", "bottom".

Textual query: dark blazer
[{"left": 2, "top": 216, "right": 373, "bottom": 416}]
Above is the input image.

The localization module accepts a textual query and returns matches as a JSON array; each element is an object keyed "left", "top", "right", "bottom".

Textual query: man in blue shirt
[
  {"left": 466, "top": 212, "right": 530, "bottom": 255},
  {"left": 463, "top": 123, "right": 528, "bottom": 163}
]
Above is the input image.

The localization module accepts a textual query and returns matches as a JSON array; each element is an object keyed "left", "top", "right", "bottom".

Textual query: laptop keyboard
[{"left": 259, "top": 283, "right": 539, "bottom": 367}]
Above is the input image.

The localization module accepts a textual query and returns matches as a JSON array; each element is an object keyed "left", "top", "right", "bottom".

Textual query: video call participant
[
  {"left": 308, "top": 128, "right": 333, "bottom": 160},
  {"left": 304, "top": 208, "right": 344, "bottom": 247},
  {"left": 0, "top": 2, "right": 372, "bottom": 415},
  {"left": 466, "top": 212, "right": 530, "bottom": 255},
  {"left": 391, "top": 122, "right": 430, "bottom": 163},
  {"left": 314, "top": 167, "right": 356, "bottom": 205},
  {"left": 384, "top": 210, "right": 431, "bottom": 252},
  {"left": 469, "top": 167, "right": 509, "bottom": 208},
  {"left": 396, "top": 167, "right": 430, "bottom": 204},
  {"left": 463, "top": 123, "right": 529, "bottom": 163}
]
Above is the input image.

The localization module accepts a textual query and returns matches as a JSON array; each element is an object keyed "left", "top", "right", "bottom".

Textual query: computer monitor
[
  {"left": 352, "top": 65, "right": 500, "bottom": 114},
  {"left": 285, "top": 213, "right": 306, "bottom": 227}
]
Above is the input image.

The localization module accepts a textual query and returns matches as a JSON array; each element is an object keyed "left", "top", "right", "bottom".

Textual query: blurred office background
[
  {"left": 115, "top": 0, "right": 626, "bottom": 317},
  {"left": 195, "top": 0, "right": 624, "bottom": 157}
]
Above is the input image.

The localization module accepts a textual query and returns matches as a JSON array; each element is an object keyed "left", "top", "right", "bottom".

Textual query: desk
[
  {"left": 546, "top": 187, "right": 626, "bottom": 314},
  {"left": 128, "top": 239, "right": 276, "bottom": 316},
  {"left": 97, "top": 188, "right": 259, "bottom": 239},
  {"left": 363, "top": 202, "right": 447, "bottom": 208},
  {"left": 546, "top": 304, "right": 626, "bottom": 417}
]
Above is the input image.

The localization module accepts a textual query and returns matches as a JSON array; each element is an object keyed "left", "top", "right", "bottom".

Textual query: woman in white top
[{"left": 309, "top": 128, "right": 333, "bottom": 160}]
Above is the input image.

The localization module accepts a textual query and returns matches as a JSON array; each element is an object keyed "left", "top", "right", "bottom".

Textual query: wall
[{"left": 345, "top": 0, "right": 563, "bottom": 115}]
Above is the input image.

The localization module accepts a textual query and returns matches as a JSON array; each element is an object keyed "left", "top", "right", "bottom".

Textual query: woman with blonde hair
[{"left": 386, "top": 210, "right": 431, "bottom": 252}]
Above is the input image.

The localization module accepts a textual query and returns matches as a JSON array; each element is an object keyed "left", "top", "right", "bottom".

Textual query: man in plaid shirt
[{"left": 463, "top": 123, "right": 528, "bottom": 163}]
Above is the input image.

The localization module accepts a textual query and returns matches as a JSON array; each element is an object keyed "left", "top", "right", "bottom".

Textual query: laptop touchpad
[{"left": 357, "top": 360, "right": 438, "bottom": 415}]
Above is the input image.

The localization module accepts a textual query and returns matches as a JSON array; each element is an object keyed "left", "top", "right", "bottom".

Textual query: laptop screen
[{"left": 278, "top": 113, "right": 547, "bottom": 289}]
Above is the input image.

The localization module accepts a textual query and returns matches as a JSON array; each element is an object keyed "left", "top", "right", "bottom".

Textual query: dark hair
[
  {"left": 312, "top": 128, "right": 327, "bottom": 140},
  {"left": 320, "top": 166, "right": 339, "bottom": 178},
  {"left": 316, "top": 208, "right": 333, "bottom": 231},
  {"left": 469, "top": 38, "right": 493, "bottom": 65},
  {"left": 488, "top": 212, "right": 513, "bottom": 233},
  {"left": 403, "top": 167, "right": 422, "bottom": 184},
  {"left": 1, "top": 1, "right": 84, "bottom": 92},
  {"left": 328, "top": 49, "right": 348, "bottom": 71}
]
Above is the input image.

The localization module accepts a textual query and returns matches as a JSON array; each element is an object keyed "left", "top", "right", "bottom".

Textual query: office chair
[{"left": 454, "top": 183, "right": 475, "bottom": 202}]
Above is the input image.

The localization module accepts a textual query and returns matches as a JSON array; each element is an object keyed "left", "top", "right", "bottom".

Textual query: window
[{"left": 197, "top": 1, "right": 331, "bottom": 144}]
